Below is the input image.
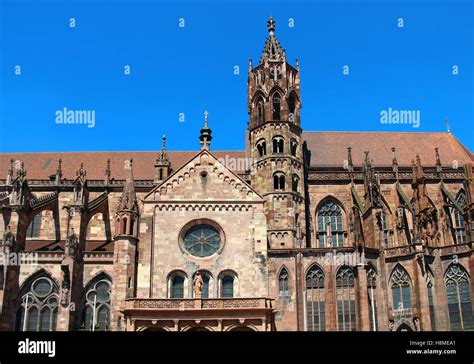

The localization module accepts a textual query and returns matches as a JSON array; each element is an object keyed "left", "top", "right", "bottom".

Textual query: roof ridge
[
  {"left": 302, "top": 131, "right": 451, "bottom": 134},
  {"left": 0, "top": 150, "right": 247, "bottom": 155},
  {"left": 447, "top": 133, "right": 474, "bottom": 162}
]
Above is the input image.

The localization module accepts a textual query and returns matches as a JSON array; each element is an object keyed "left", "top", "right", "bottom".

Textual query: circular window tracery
[{"left": 183, "top": 224, "right": 221, "bottom": 258}]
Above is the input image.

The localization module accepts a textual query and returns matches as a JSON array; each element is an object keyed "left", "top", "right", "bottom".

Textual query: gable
[{"left": 144, "top": 150, "right": 263, "bottom": 202}]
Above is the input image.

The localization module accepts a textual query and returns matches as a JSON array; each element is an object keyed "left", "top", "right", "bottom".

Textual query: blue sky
[{"left": 0, "top": 0, "right": 472, "bottom": 153}]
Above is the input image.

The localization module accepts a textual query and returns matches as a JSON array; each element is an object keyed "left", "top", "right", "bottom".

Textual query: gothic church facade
[{"left": 0, "top": 18, "right": 473, "bottom": 332}]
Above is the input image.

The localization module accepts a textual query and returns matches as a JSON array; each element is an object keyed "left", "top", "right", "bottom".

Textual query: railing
[
  {"left": 392, "top": 308, "right": 413, "bottom": 319},
  {"left": 126, "top": 298, "right": 274, "bottom": 310}
]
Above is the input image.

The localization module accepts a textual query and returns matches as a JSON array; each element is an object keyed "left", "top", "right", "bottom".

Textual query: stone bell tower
[{"left": 248, "top": 17, "right": 305, "bottom": 249}]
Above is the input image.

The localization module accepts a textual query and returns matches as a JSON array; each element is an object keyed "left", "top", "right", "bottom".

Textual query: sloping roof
[
  {"left": 302, "top": 131, "right": 473, "bottom": 168},
  {"left": 0, "top": 132, "right": 471, "bottom": 181},
  {"left": 0, "top": 151, "right": 246, "bottom": 180}
]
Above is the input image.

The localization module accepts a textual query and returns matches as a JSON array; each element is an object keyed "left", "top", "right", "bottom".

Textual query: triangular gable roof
[{"left": 144, "top": 149, "right": 263, "bottom": 202}]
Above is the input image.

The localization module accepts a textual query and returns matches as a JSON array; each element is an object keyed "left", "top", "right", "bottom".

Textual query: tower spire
[
  {"left": 248, "top": 18, "right": 305, "bottom": 249},
  {"left": 347, "top": 147, "right": 354, "bottom": 183},
  {"left": 115, "top": 158, "right": 139, "bottom": 240},
  {"left": 260, "top": 17, "right": 285, "bottom": 62},
  {"left": 435, "top": 147, "right": 443, "bottom": 181},
  {"left": 55, "top": 159, "right": 62, "bottom": 186},
  {"left": 391, "top": 147, "right": 399, "bottom": 182},
  {"left": 154, "top": 135, "right": 171, "bottom": 184},
  {"left": 104, "top": 159, "right": 111, "bottom": 186},
  {"left": 118, "top": 159, "right": 138, "bottom": 212}
]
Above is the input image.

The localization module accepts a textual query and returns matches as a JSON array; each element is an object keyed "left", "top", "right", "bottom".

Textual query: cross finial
[
  {"left": 162, "top": 135, "right": 167, "bottom": 151},
  {"left": 267, "top": 17, "right": 276, "bottom": 34},
  {"left": 445, "top": 117, "right": 450, "bottom": 133},
  {"left": 203, "top": 110, "right": 209, "bottom": 128}
]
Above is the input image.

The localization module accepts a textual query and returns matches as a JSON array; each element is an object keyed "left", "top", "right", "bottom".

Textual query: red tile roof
[
  {"left": 0, "top": 151, "right": 247, "bottom": 180},
  {"left": 302, "top": 131, "right": 473, "bottom": 168},
  {"left": 0, "top": 132, "right": 471, "bottom": 180}
]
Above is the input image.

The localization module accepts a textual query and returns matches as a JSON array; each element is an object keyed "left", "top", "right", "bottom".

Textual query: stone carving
[
  {"left": 202, "top": 301, "right": 218, "bottom": 309},
  {"left": 61, "top": 265, "right": 71, "bottom": 307},
  {"left": 65, "top": 228, "right": 79, "bottom": 259},
  {"left": 439, "top": 208, "right": 452, "bottom": 244},
  {"left": 136, "top": 300, "right": 196, "bottom": 309},
  {"left": 2, "top": 225, "right": 15, "bottom": 256},
  {"left": 418, "top": 207, "right": 441, "bottom": 245},
  {"left": 413, "top": 317, "right": 420, "bottom": 331},
  {"left": 389, "top": 320, "right": 394, "bottom": 331},
  {"left": 396, "top": 208, "right": 415, "bottom": 246},
  {"left": 193, "top": 272, "right": 203, "bottom": 298},
  {"left": 223, "top": 299, "right": 261, "bottom": 308},
  {"left": 348, "top": 212, "right": 354, "bottom": 233}
]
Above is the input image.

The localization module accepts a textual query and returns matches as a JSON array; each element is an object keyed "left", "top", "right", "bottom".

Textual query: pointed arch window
[
  {"left": 453, "top": 193, "right": 467, "bottom": 244},
  {"left": 306, "top": 265, "right": 325, "bottom": 331},
  {"left": 367, "top": 266, "right": 378, "bottom": 331},
  {"left": 336, "top": 266, "right": 356, "bottom": 331},
  {"left": 278, "top": 268, "right": 289, "bottom": 296},
  {"left": 256, "top": 98, "right": 264, "bottom": 125},
  {"left": 445, "top": 264, "right": 474, "bottom": 331},
  {"left": 26, "top": 213, "right": 41, "bottom": 238},
  {"left": 81, "top": 279, "right": 111, "bottom": 331},
  {"left": 272, "top": 94, "right": 281, "bottom": 121},
  {"left": 288, "top": 93, "right": 297, "bottom": 118},
  {"left": 390, "top": 266, "right": 412, "bottom": 317},
  {"left": 270, "top": 68, "right": 275, "bottom": 80},
  {"left": 317, "top": 200, "right": 344, "bottom": 247},
  {"left": 16, "top": 277, "right": 59, "bottom": 331},
  {"left": 73, "top": 182, "right": 82, "bottom": 202}
]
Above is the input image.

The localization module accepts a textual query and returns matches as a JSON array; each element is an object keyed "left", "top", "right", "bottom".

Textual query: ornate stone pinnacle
[{"left": 267, "top": 17, "right": 275, "bottom": 34}]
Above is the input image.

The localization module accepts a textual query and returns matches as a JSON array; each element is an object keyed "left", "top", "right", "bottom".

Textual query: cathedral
[{"left": 0, "top": 18, "right": 473, "bottom": 332}]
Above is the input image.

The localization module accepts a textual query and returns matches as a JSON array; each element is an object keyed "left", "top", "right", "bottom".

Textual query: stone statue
[
  {"left": 193, "top": 272, "right": 203, "bottom": 298},
  {"left": 65, "top": 228, "right": 79, "bottom": 259},
  {"left": 60, "top": 265, "right": 71, "bottom": 306},
  {"left": 395, "top": 208, "right": 407, "bottom": 245},
  {"left": 2, "top": 225, "right": 15, "bottom": 256},
  {"left": 348, "top": 212, "right": 354, "bottom": 233},
  {"left": 439, "top": 208, "right": 452, "bottom": 244},
  {"left": 413, "top": 317, "right": 420, "bottom": 331},
  {"left": 389, "top": 320, "right": 394, "bottom": 331},
  {"left": 61, "top": 282, "right": 69, "bottom": 306},
  {"left": 418, "top": 207, "right": 440, "bottom": 245}
]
